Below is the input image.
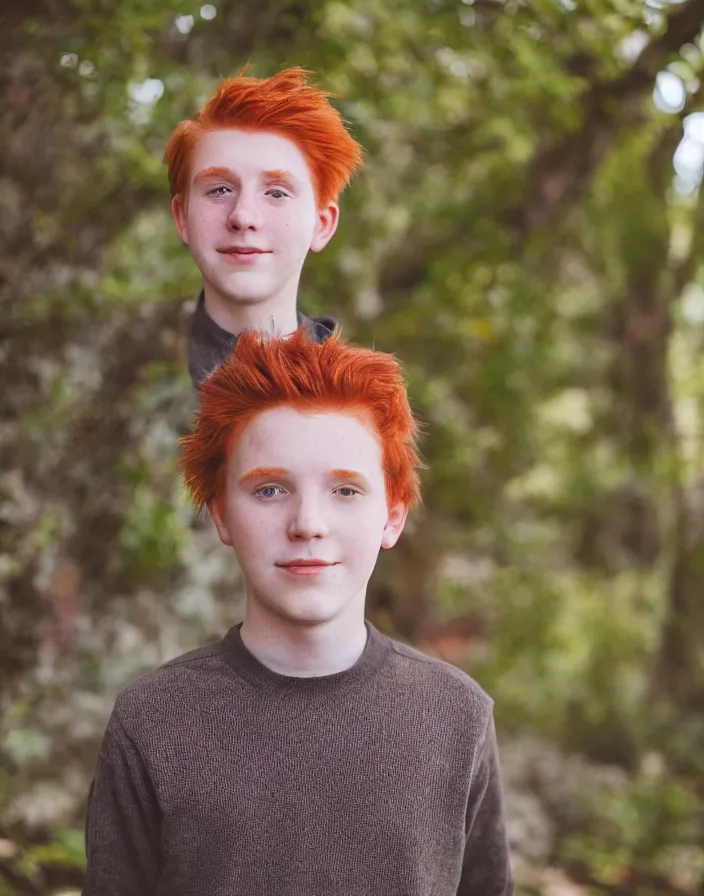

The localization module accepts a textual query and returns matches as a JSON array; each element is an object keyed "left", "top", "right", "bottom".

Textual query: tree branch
[{"left": 516, "top": 0, "right": 704, "bottom": 235}]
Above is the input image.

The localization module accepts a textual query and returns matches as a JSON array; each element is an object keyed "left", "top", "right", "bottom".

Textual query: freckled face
[
  {"left": 210, "top": 407, "right": 407, "bottom": 628},
  {"left": 172, "top": 129, "right": 338, "bottom": 310}
]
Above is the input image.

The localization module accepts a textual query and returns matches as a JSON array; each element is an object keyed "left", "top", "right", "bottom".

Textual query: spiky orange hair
[
  {"left": 180, "top": 329, "right": 422, "bottom": 512},
  {"left": 164, "top": 68, "right": 363, "bottom": 207}
]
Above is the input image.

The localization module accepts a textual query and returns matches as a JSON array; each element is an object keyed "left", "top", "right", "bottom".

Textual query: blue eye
[
  {"left": 208, "top": 186, "right": 231, "bottom": 196},
  {"left": 267, "top": 189, "right": 290, "bottom": 199},
  {"left": 336, "top": 487, "right": 359, "bottom": 498},
  {"left": 256, "top": 485, "right": 284, "bottom": 498}
]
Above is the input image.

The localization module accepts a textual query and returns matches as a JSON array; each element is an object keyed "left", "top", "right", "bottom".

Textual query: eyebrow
[
  {"left": 238, "top": 467, "right": 289, "bottom": 485},
  {"left": 237, "top": 467, "right": 371, "bottom": 487},
  {"left": 331, "top": 469, "right": 370, "bottom": 488},
  {"left": 193, "top": 166, "right": 235, "bottom": 184},
  {"left": 193, "top": 167, "right": 300, "bottom": 187},
  {"left": 262, "top": 169, "right": 297, "bottom": 184}
]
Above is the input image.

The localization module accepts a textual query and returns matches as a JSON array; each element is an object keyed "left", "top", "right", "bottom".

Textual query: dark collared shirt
[{"left": 188, "top": 292, "right": 338, "bottom": 388}]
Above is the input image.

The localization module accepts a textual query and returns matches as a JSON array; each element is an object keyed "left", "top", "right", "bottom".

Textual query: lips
[
  {"left": 276, "top": 559, "right": 338, "bottom": 577},
  {"left": 218, "top": 247, "right": 269, "bottom": 255},
  {"left": 217, "top": 247, "right": 271, "bottom": 266},
  {"left": 276, "top": 560, "right": 337, "bottom": 568}
]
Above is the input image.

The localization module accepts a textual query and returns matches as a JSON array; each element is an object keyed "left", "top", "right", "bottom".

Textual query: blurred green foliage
[
  {"left": 3, "top": 0, "right": 704, "bottom": 893},
  {"left": 561, "top": 765, "right": 703, "bottom": 892}
]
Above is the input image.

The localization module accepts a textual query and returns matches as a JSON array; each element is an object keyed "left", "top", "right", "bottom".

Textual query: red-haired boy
[
  {"left": 84, "top": 331, "right": 513, "bottom": 895},
  {"left": 165, "top": 68, "right": 363, "bottom": 387}
]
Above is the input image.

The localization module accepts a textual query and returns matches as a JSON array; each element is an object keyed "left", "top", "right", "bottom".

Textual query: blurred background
[{"left": 2, "top": 0, "right": 704, "bottom": 892}]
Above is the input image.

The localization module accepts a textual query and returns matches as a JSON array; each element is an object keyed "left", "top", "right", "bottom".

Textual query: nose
[
  {"left": 226, "top": 189, "right": 261, "bottom": 231},
  {"left": 287, "top": 495, "right": 329, "bottom": 541}
]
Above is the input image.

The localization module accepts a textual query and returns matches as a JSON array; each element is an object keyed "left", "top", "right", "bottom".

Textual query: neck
[
  {"left": 203, "top": 283, "right": 300, "bottom": 338},
  {"left": 240, "top": 599, "right": 368, "bottom": 677}
]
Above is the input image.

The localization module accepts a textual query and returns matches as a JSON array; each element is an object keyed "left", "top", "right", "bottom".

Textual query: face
[
  {"left": 210, "top": 407, "right": 407, "bottom": 630},
  {"left": 172, "top": 129, "right": 339, "bottom": 313}
]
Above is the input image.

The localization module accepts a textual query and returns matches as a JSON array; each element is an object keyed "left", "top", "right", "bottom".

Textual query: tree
[{"left": 2, "top": 0, "right": 704, "bottom": 889}]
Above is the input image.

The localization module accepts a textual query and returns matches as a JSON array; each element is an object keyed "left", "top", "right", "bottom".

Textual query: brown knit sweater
[{"left": 84, "top": 622, "right": 513, "bottom": 895}]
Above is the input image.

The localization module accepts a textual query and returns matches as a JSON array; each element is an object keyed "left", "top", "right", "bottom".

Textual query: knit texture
[{"left": 84, "top": 622, "right": 513, "bottom": 896}]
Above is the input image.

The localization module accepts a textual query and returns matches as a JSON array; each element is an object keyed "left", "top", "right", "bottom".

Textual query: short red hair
[
  {"left": 180, "top": 329, "right": 422, "bottom": 513},
  {"left": 164, "top": 67, "right": 363, "bottom": 207}
]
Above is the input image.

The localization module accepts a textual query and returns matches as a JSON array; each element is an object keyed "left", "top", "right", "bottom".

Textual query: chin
[
  {"left": 214, "top": 284, "right": 273, "bottom": 306},
  {"left": 269, "top": 593, "right": 351, "bottom": 627},
  {"left": 280, "top": 611, "right": 338, "bottom": 628},
  {"left": 213, "top": 269, "right": 283, "bottom": 301},
  {"left": 278, "top": 603, "right": 342, "bottom": 627}
]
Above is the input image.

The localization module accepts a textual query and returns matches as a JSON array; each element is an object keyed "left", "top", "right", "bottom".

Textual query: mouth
[
  {"left": 276, "top": 559, "right": 338, "bottom": 577},
  {"left": 218, "top": 247, "right": 269, "bottom": 256},
  {"left": 217, "top": 247, "right": 271, "bottom": 266}
]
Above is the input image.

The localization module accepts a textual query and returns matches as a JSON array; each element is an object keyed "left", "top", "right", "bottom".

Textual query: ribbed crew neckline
[{"left": 221, "top": 621, "right": 391, "bottom": 697}]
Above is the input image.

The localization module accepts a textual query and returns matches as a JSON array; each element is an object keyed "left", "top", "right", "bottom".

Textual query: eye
[
  {"left": 267, "top": 189, "right": 290, "bottom": 200},
  {"left": 335, "top": 487, "right": 360, "bottom": 498},
  {"left": 255, "top": 485, "right": 286, "bottom": 499},
  {"left": 207, "top": 185, "right": 231, "bottom": 196}
]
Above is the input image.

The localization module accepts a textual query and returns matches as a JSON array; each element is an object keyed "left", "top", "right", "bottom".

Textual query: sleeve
[
  {"left": 457, "top": 714, "right": 513, "bottom": 895},
  {"left": 83, "top": 711, "right": 162, "bottom": 896}
]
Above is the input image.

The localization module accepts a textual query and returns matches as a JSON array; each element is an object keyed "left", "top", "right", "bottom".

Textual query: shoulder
[
  {"left": 112, "top": 638, "right": 232, "bottom": 723},
  {"left": 299, "top": 313, "right": 339, "bottom": 343},
  {"left": 383, "top": 634, "right": 494, "bottom": 719}
]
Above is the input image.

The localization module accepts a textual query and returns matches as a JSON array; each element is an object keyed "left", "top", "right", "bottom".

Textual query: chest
[{"left": 150, "top": 698, "right": 471, "bottom": 895}]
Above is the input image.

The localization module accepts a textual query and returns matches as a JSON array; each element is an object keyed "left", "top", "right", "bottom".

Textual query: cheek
[
  {"left": 275, "top": 211, "right": 316, "bottom": 254},
  {"left": 191, "top": 210, "right": 217, "bottom": 236},
  {"left": 188, "top": 202, "right": 223, "bottom": 234},
  {"left": 343, "top": 507, "right": 388, "bottom": 554},
  {"left": 226, "top": 506, "right": 274, "bottom": 551}
]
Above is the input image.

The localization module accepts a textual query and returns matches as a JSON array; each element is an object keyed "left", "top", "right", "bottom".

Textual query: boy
[
  {"left": 84, "top": 330, "right": 513, "bottom": 895},
  {"left": 165, "top": 67, "right": 363, "bottom": 387}
]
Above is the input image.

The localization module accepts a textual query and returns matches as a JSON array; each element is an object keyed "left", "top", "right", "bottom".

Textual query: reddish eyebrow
[
  {"left": 193, "top": 166, "right": 235, "bottom": 183},
  {"left": 263, "top": 169, "right": 298, "bottom": 184},
  {"left": 331, "top": 469, "right": 368, "bottom": 485},
  {"left": 238, "top": 466, "right": 289, "bottom": 485}
]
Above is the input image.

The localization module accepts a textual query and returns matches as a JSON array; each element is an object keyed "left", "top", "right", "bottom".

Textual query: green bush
[{"left": 560, "top": 760, "right": 703, "bottom": 893}]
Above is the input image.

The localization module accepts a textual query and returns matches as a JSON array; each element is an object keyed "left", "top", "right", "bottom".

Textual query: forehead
[
  {"left": 190, "top": 128, "right": 314, "bottom": 185},
  {"left": 231, "top": 407, "right": 384, "bottom": 475}
]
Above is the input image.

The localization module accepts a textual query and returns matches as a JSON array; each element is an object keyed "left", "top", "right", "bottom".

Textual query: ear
[
  {"left": 171, "top": 194, "right": 190, "bottom": 245},
  {"left": 310, "top": 201, "right": 340, "bottom": 253},
  {"left": 208, "top": 498, "right": 233, "bottom": 548},
  {"left": 381, "top": 503, "right": 408, "bottom": 550}
]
